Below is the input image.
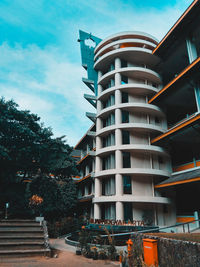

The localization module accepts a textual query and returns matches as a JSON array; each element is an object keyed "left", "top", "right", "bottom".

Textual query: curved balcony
[
  {"left": 97, "top": 123, "right": 165, "bottom": 137},
  {"left": 99, "top": 84, "right": 159, "bottom": 101},
  {"left": 96, "top": 144, "right": 168, "bottom": 157},
  {"left": 98, "top": 103, "right": 164, "bottom": 118},
  {"left": 93, "top": 195, "right": 171, "bottom": 204},
  {"left": 94, "top": 38, "right": 156, "bottom": 61},
  {"left": 95, "top": 168, "right": 170, "bottom": 179},
  {"left": 98, "top": 66, "right": 161, "bottom": 87},
  {"left": 94, "top": 47, "right": 160, "bottom": 71},
  {"left": 94, "top": 31, "right": 158, "bottom": 55}
]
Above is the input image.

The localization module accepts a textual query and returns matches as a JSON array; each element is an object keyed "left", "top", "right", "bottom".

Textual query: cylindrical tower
[{"left": 93, "top": 32, "right": 172, "bottom": 225}]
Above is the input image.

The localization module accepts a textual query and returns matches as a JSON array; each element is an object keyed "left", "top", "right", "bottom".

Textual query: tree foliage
[{"left": 0, "top": 97, "right": 78, "bottom": 219}]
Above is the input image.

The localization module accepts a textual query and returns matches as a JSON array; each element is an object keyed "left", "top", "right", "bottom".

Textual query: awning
[{"left": 155, "top": 168, "right": 200, "bottom": 188}]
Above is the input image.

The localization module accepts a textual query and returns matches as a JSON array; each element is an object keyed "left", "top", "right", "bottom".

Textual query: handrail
[{"left": 99, "top": 219, "right": 200, "bottom": 238}]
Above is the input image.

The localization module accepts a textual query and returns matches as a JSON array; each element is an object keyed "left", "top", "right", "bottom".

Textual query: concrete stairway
[{"left": 0, "top": 219, "right": 51, "bottom": 257}]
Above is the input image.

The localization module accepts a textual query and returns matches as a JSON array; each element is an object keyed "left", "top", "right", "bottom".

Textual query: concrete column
[
  {"left": 115, "top": 128, "right": 122, "bottom": 146},
  {"left": 115, "top": 89, "right": 121, "bottom": 104},
  {"left": 85, "top": 184, "right": 88, "bottom": 196},
  {"left": 186, "top": 38, "right": 197, "bottom": 63},
  {"left": 96, "top": 136, "right": 101, "bottom": 150},
  {"left": 85, "top": 165, "right": 89, "bottom": 175},
  {"left": 96, "top": 118, "right": 101, "bottom": 131},
  {"left": 95, "top": 178, "right": 101, "bottom": 197},
  {"left": 115, "top": 150, "right": 122, "bottom": 169},
  {"left": 95, "top": 156, "right": 101, "bottom": 172},
  {"left": 97, "top": 100, "right": 102, "bottom": 113},
  {"left": 116, "top": 174, "right": 123, "bottom": 196},
  {"left": 115, "top": 58, "right": 121, "bottom": 70},
  {"left": 98, "top": 84, "right": 103, "bottom": 95},
  {"left": 94, "top": 203, "right": 101, "bottom": 219},
  {"left": 116, "top": 201, "right": 124, "bottom": 220},
  {"left": 98, "top": 70, "right": 103, "bottom": 79},
  {"left": 115, "top": 108, "right": 121, "bottom": 125},
  {"left": 115, "top": 73, "right": 121, "bottom": 86}
]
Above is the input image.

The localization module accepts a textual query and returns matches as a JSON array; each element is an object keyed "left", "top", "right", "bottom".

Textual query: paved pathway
[{"left": 0, "top": 238, "right": 120, "bottom": 267}]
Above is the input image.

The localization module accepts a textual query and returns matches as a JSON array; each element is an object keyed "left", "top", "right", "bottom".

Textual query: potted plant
[
  {"left": 91, "top": 246, "right": 98, "bottom": 260},
  {"left": 29, "top": 194, "right": 44, "bottom": 223},
  {"left": 75, "top": 244, "right": 81, "bottom": 255}
]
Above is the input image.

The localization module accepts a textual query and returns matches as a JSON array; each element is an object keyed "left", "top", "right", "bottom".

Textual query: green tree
[{"left": 0, "top": 97, "right": 78, "bottom": 218}]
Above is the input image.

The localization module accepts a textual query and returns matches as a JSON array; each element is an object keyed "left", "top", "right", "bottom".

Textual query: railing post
[{"left": 187, "top": 223, "right": 190, "bottom": 233}]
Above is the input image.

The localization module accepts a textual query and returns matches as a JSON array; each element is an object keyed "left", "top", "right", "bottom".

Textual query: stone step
[
  {"left": 0, "top": 238, "right": 44, "bottom": 243},
  {"left": 0, "top": 228, "right": 43, "bottom": 232},
  {"left": 0, "top": 243, "right": 45, "bottom": 250},
  {"left": 0, "top": 249, "right": 51, "bottom": 257},
  {"left": 0, "top": 223, "right": 40, "bottom": 227},
  {"left": 0, "top": 220, "right": 37, "bottom": 223},
  {"left": 0, "top": 232, "right": 44, "bottom": 238},
  {"left": 0, "top": 227, "right": 43, "bottom": 232},
  {"left": 0, "top": 241, "right": 44, "bottom": 245}
]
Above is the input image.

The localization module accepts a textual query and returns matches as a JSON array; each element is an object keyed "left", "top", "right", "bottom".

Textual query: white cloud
[{"left": 0, "top": 42, "right": 94, "bottom": 145}]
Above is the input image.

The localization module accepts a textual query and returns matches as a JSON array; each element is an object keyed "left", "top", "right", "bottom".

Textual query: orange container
[{"left": 143, "top": 238, "right": 158, "bottom": 267}]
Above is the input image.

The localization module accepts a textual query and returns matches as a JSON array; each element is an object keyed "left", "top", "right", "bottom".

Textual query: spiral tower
[{"left": 93, "top": 32, "right": 172, "bottom": 223}]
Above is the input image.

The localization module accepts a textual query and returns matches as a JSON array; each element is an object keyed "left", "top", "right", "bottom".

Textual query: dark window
[
  {"left": 88, "top": 184, "right": 92, "bottom": 195},
  {"left": 121, "top": 75, "right": 128, "bottom": 84},
  {"left": 121, "top": 60, "right": 127, "bottom": 68},
  {"left": 102, "top": 180, "right": 105, "bottom": 195},
  {"left": 122, "top": 111, "right": 129, "bottom": 123},
  {"left": 123, "top": 176, "right": 132, "bottom": 194},
  {"left": 123, "top": 152, "right": 131, "bottom": 168},
  {"left": 122, "top": 92, "right": 129, "bottom": 103},
  {"left": 124, "top": 202, "right": 133, "bottom": 221},
  {"left": 155, "top": 117, "right": 160, "bottom": 124},
  {"left": 158, "top": 156, "right": 163, "bottom": 164},
  {"left": 122, "top": 130, "right": 130, "bottom": 144}
]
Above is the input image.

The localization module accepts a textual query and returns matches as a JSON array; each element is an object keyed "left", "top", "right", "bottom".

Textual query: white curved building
[{"left": 93, "top": 32, "right": 172, "bottom": 224}]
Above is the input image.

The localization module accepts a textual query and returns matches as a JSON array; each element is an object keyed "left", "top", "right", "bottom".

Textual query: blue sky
[{"left": 0, "top": 0, "right": 193, "bottom": 145}]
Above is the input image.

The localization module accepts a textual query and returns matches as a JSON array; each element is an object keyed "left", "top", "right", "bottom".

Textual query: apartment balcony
[
  {"left": 77, "top": 149, "right": 96, "bottom": 165},
  {"left": 75, "top": 172, "right": 95, "bottom": 184},
  {"left": 94, "top": 47, "right": 160, "bottom": 71},
  {"left": 94, "top": 38, "right": 156, "bottom": 62},
  {"left": 98, "top": 102, "right": 164, "bottom": 118},
  {"left": 96, "top": 144, "right": 168, "bottom": 157},
  {"left": 93, "top": 195, "right": 171, "bottom": 204},
  {"left": 98, "top": 67, "right": 161, "bottom": 87},
  {"left": 78, "top": 194, "right": 94, "bottom": 202},
  {"left": 97, "top": 122, "right": 165, "bottom": 137},
  {"left": 95, "top": 168, "right": 170, "bottom": 179},
  {"left": 98, "top": 83, "right": 159, "bottom": 101}
]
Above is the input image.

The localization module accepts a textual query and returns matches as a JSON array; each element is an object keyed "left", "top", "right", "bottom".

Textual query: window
[
  {"left": 123, "top": 152, "right": 131, "bottom": 168},
  {"left": 121, "top": 60, "right": 127, "bottom": 68},
  {"left": 123, "top": 176, "right": 132, "bottom": 194},
  {"left": 103, "top": 132, "right": 115, "bottom": 147},
  {"left": 102, "top": 153, "right": 115, "bottom": 170},
  {"left": 88, "top": 184, "right": 92, "bottom": 195},
  {"left": 103, "top": 79, "right": 115, "bottom": 91},
  {"left": 103, "top": 113, "right": 115, "bottom": 127},
  {"left": 122, "top": 130, "right": 130, "bottom": 144},
  {"left": 121, "top": 75, "right": 128, "bottom": 85},
  {"left": 122, "top": 111, "right": 129, "bottom": 123},
  {"left": 158, "top": 156, "right": 163, "bottom": 165},
  {"left": 155, "top": 116, "right": 161, "bottom": 124},
  {"left": 124, "top": 203, "right": 133, "bottom": 221},
  {"left": 102, "top": 177, "right": 115, "bottom": 196},
  {"left": 122, "top": 92, "right": 128, "bottom": 103},
  {"left": 109, "top": 63, "right": 115, "bottom": 71},
  {"left": 105, "top": 203, "right": 116, "bottom": 220},
  {"left": 103, "top": 94, "right": 115, "bottom": 108}
]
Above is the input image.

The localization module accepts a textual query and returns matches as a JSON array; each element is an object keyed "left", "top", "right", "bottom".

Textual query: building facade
[{"left": 75, "top": 0, "right": 200, "bottom": 228}]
